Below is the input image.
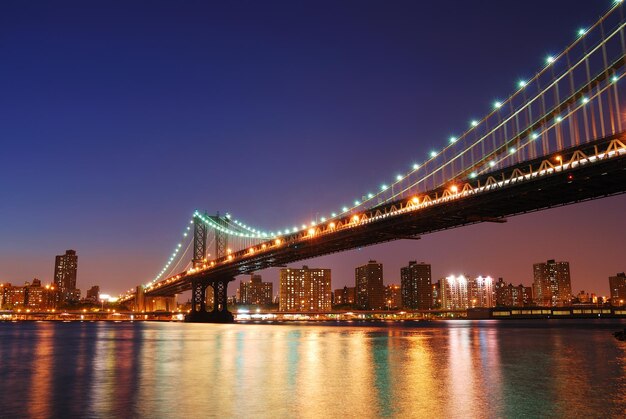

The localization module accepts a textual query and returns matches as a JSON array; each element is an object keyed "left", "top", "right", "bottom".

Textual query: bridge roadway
[{"left": 143, "top": 133, "right": 626, "bottom": 300}]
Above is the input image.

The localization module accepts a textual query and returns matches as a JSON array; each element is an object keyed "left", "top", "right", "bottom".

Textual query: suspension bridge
[{"left": 119, "top": 2, "right": 626, "bottom": 322}]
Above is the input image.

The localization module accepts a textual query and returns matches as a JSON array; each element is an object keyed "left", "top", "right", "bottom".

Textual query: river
[{"left": 0, "top": 320, "right": 624, "bottom": 418}]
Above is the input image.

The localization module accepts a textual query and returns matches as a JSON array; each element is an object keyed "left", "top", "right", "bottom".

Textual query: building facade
[
  {"left": 239, "top": 274, "right": 273, "bottom": 305},
  {"left": 333, "top": 286, "right": 355, "bottom": 306},
  {"left": 609, "top": 273, "right": 626, "bottom": 306},
  {"left": 0, "top": 280, "right": 57, "bottom": 311},
  {"left": 533, "top": 260, "right": 572, "bottom": 306},
  {"left": 468, "top": 276, "right": 495, "bottom": 308},
  {"left": 54, "top": 249, "right": 80, "bottom": 304},
  {"left": 400, "top": 261, "right": 432, "bottom": 310},
  {"left": 495, "top": 278, "right": 533, "bottom": 307},
  {"left": 279, "top": 266, "right": 331, "bottom": 312},
  {"left": 385, "top": 284, "right": 401, "bottom": 309},
  {"left": 440, "top": 275, "right": 469, "bottom": 310},
  {"left": 355, "top": 260, "right": 384, "bottom": 310}
]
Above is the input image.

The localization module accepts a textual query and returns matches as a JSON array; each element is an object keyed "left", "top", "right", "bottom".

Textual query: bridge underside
[{"left": 145, "top": 135, "right": 626, "bottom": 323}]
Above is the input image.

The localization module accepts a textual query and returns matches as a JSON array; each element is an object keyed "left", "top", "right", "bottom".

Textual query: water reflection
[{"left": 0, "top": 320, "right": 624, "bottom": 418}]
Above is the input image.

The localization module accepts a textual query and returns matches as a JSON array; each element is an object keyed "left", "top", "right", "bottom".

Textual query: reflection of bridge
[{"left": 120, "top": 3, "right": 626, "bottom": 322}]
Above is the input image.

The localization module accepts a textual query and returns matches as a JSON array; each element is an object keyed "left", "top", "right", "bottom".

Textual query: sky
[{"left": 1, "top": 0, "right": 624, "bottom": 297}]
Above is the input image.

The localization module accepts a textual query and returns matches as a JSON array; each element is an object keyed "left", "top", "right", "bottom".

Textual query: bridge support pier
[{"left": 185, "top": 278, "right": 234, "bottom": 323}]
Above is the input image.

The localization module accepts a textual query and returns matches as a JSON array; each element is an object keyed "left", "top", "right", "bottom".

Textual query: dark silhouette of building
[
  {"left": 495, "top": 278, "right": 533, "bottom": 307},
  {"left": 432, "top": 282, "right": 441, "bottom": 309},
  {"left": 239, "top": 274, "right": 273, "bottom": 305},
  {"left": 385, "top": 284, "right": 401, "bottom": 309},
  {"left": 86, "top": 286, "right": 100, "bottom": 303},
  {"left": 333, "top": 286, "right": 355, "bottom": 306},
  {"left": 533, "top": 260, "right": 572, "bottom": 306},
  {"left": 400, "top": 261, "right": 432, "bottom": 309},
  {"left": 54, "top": 250, "right": 80, "bottom": 303},
  {"left": 609, "top": 273, "right": 626, "bottom": 306},
  {"left": 355, "top": 260, "right": 384, "bottom": 310}
]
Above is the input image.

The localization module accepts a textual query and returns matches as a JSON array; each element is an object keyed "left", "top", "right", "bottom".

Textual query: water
[{"left": 0, "top": 320, "right": 624, "bottom": 418}]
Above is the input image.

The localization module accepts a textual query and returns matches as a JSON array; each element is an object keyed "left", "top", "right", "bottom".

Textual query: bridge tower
[
  {"left": 192, "top": 211, "right": 207, "bottom": 268},
  {"left": 214, "top": 212, "right": 228, "bottom": 259},
  {"left": 186, "top": 212, "right": 234, "bottom": 323}
]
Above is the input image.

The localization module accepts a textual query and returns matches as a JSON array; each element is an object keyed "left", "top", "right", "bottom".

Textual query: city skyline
[{"left": 1, "top": 0, "right": 625, "bottom": 296}]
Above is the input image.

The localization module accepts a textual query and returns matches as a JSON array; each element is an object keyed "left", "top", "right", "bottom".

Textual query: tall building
[
  {"left": 533, "top": 260, "right": 572, "bottom": 306},
  {"left": 440, "top": 275, "right": 469, "bottom": 310},
  {"left": 468, "top": 276, "right": 495, "bottom": 308},
  {"left": 609, "top": 273, "right": 626, "bottom": 306},
  {"left": 279, "top": 266, "right": 331, "bottom": 312},
  {"left": 355, "top": 260, "right": 384, "bottom": 310},
  {"left": 385, "top": 284, "right": 401, "bottom": 309},
  {"left": 239, "top": 274, "right": 273, "bottom": 305},
  {"left": 54, "top": 249, "right": 79, "bottom": 303},
  {"left": 400, "top": 261, "right": 432, "bottom": 309}
]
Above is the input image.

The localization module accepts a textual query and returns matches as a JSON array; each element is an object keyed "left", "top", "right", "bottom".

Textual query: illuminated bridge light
[
  {"left": 367, "top": 193, "right": 374, "bottom": 199},
  {"left": 493, "top": 101, "right": 502, "bottom": 109},
  {"left": 308, "top": 228, "right": 315, "bottom": 236},
  {"left": 556, "top": 116, "right": 563, "bottom": 123},
  {"left": 546, "top": 55, "right": 555, "bottom": 64},
  {"left": 342, "top": 206, "right": 348, "bottom": 212},
  {"left": 274, "top": 239, "right": 282, "bottom": 245},
  {"left": 471, "top": 120, "right": 479, "bottom": 127},
  {"left": 396, "top": 175, "right": 402, "bottom": 181},
  {"left": 331, "top": 212, "right": 337, "bottom": 217},
  {"left": 470, "top": 172, "right": 477, "bottom": 179},
  {"left": 412, "top": 163, "right": 419, "bottom": 170},
  {"left": 489, "top": 161, "right": 496, "bottom": 167},
  {"left": 320, "top": 216, "right": 326, "bottom": 222},
  {"left": 449, "top": 136, "right": 457, "bottom": 144},
  {"left": 354, "top": 200, "right": 361, "bottom": 205},
  {"left": 518, "top": 80, "right": 527, "bottom": 88},
  {"left": 430, "top": 151, "right": 437, "bottom": 158},
  {"left": 577, "top": 28, "right": 587, "bottom": 36},
  {"left": 612, "top": 75, "right": 619, "bottom": 83},
  {"left": 329, "top": 222, "right": 336, "bottom": 229},
  {"left": 351, "top": 215, "right": 360, "bottom": 223},
  {"left": 582, "top": 97, "right": 589, "bottom": 104},
  {"left": 509, "top": 147, "right": 516, "bottom": 154},
  {"left": 380, "top": 184, "right": 387, "bottom": 191},
  {"left": 450, "top": 185, "right": 458, "bottom": 193},
  {"left": 411, "top": 197, "right": 419, "bottom": 204},
  {"left": 532, "top": 133, "right": 540, "bottom": 140}
]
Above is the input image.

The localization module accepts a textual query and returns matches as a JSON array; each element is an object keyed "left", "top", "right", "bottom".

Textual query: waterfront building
[
  {"left": 86, "top": 286, "right": 100, "bottom": 303},
  {"left": 355, "top": 261, "right": 384, "bottom": 310},
  {"left": 239, "top": 274, "right": 273, "bottom": 305},
  {"left": 0, "top": 283, "right": 25, "bottom": 310},
  {"left": 279, "top": 266, "right": 331, "bottom": 312},
  {"left": 0, "top": 280, "right": 57, "bottom": 311},
  {"left": 495, "top": 278, "right": 532, "bottom": 307},
  {"left": 468, "top": 276, "right": 495, "bottom": 308},
  {"left": 54, "top": 250, "right": 80, "bottom": 304},
  {"left": 533, "top": 260, "right": 572, "bottom": 307},
  {"left": 432, "top": 282, "right": 441, "bottom": 309},
  {"left": 400, "top": 261, "right": 432, "bottom": 310},
  {"left": 609, "top": 273, "right": 626, "bottom": 306},
  {"left": 333, "top": 286, "right": 355, "bottom": 306},
  {"left": 385, "top": 284, "right": 401, "bottom": 309},
  {"left": 440, "top": 275, "right": 469, "bottom": 310},
  {"left": 576, "top": 290, "right": 591, "bottom": 304}
]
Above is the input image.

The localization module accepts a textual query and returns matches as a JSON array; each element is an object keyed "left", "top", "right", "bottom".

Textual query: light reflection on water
[{"left": 0, "top": 320, "right": 624, "bottom": 418}]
